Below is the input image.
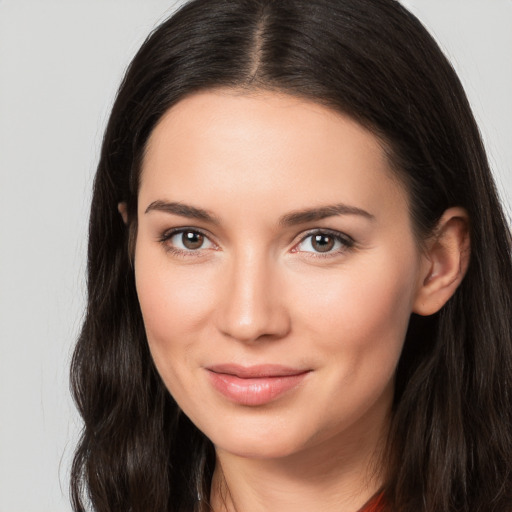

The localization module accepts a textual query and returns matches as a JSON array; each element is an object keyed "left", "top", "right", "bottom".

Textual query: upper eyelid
[
  {"left": 294, "top": 228, "right": 354, "bottom": 244},
  {"left": 160, "top": 226, "right": 214, "bottom": 240}
]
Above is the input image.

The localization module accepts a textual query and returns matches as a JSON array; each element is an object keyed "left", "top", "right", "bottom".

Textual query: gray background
[{"left": 0, "top": 1, "right": 510, "bottom": 511}]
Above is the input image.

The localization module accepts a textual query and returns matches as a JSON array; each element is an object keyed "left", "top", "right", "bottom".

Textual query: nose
[{"left": 215, "top": 250, "right": 291, "bottom": 343}]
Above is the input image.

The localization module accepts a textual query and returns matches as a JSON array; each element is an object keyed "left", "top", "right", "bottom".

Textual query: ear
[
  {"left": 118, "top": 202, "right": 129, "bottom": 225},
  {"left": 413, "top": 207, "right": 470, "bottom": 316}
]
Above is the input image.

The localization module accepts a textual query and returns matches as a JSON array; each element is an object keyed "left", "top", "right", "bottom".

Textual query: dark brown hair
[{"left": 71, "top": 1, "right": 512, "bottom": 511}]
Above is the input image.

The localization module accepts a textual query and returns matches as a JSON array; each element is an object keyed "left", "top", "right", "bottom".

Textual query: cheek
[
  {"left": 287, "top": 250, "right": 419, "bottom": 366},
  {"left": 134, "top": 258, "right": 222, "bottom": 424},
  {"left": 134, "top": 252, "right": 218, "bottom": 367},
  {"left": 280, "top": 252, "right": 419, "bottom": 436}
]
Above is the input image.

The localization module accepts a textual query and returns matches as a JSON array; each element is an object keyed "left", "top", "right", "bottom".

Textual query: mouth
[{"left": 205, "top": 364, "right": 311, "bottom": 406}]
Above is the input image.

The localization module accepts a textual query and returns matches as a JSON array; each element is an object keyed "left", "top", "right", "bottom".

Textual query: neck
[{"left": 209, "top": 412, "right": 388, "bottom": 512}]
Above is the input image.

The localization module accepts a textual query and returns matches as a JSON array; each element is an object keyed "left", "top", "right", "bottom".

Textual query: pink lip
[{"left": 206, "top": 364, "right": 311, "bottom": 406}]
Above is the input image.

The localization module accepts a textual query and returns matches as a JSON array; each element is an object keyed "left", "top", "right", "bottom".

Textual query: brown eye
[
  {"left": 162, "top": 229, "right": 216, "bottom": 254},
  {"left": 311, "top": 234, "right": 335, "bottom": 253},
  {"left": 295, "top": 231, "right": 353, "bottom": 255},
  {"left": 182, "top": 231, "right": 204, "bottom": 250}
]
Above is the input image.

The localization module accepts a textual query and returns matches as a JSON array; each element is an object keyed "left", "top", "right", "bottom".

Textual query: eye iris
[
  {"left": 312, "top": 234, "right": 335, "bottom": 253},
  {"left": 182, "top": 231, "right": 204, "bottom": 250}
]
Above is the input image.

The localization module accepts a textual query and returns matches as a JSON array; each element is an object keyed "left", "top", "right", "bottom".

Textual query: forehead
[{"left": 139, "top": 89, "right": 409, "bottom": 224}]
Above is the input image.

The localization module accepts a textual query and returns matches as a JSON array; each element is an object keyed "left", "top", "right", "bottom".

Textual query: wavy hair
[{"left": 70, "top": 1, "right": 512, "bottom": 511}]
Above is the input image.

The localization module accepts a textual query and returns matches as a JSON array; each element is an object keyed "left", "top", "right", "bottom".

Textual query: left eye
[
  {"left": 295, "top": 232, "right": 352, "bottom": 254},
  {"left": 165, "top": 230, "right": 215, "bottom": 251}
]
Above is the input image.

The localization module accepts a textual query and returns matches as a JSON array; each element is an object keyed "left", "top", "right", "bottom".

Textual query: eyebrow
[
  {"left": 144, "top": 200, "right": 374, "bottom": 226},
  {"left": 145, "top": 200, "right": 219, "bottom": 224},
  {"left": 279, "top": 204, "right": 375, "bottom": 226}
]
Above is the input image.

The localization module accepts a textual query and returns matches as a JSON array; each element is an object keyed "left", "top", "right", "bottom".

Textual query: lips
[{"left": 205, "top": 364, "right": 311, "bottom": 406}]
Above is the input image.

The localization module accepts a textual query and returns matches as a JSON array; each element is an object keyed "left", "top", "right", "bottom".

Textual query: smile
[{"left": 206, "top": 364, "right": 311, "bottom": 406}]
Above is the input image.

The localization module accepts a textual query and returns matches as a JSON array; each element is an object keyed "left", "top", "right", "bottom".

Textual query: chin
[
  {"left": 204, "top": 418, "right": 318, "bottom": 460},
  {"left": 216, "top": 436, "right": 303, "bottom": 460}
]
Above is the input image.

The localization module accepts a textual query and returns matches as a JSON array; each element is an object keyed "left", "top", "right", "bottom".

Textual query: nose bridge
[{"left": 217, "top": 246, "right": 290, "bottom": 343}]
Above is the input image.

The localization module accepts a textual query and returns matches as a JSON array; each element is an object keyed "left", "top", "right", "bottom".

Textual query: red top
[{"left": 358, "top": 491, "right": 385, "bottom": 512}]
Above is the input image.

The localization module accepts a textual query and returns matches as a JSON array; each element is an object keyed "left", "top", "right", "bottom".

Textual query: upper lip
[{"left": 206, "top": 364, "right": 310, "bottom": 379}]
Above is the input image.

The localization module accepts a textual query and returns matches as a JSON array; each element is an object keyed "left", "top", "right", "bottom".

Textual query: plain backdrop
[{"left": 0, "top": 1, "right": 510, "bottom": 511}]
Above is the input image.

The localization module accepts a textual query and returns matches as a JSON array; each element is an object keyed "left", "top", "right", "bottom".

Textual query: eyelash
[
  {"left": 292, "top": 229, "right": 355, "bottom": 259},
  {"left": 158, "top": 227, "right": 217, "bottom": 258},
  {"left": 158, "top": 227, "right": 355, "bottom": 258}
]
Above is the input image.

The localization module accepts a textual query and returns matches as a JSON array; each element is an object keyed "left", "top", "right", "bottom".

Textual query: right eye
[{"left": 160, "top": 229, "right": 216, "bottom": 254}]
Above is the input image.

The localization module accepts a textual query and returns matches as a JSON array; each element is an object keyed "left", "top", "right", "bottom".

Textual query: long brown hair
[{"left": 71, "top": 1, "right": 512, "bottom": 510}]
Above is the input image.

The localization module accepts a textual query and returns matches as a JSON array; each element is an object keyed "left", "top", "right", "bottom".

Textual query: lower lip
[{"left": 207, "top": 371, "right": 310, "bottom": 406}]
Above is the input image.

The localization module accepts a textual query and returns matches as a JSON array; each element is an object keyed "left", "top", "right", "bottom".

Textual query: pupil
[
  {"left": 182, "top": 231, "right": 204, "bottom": 250},
  {"left": 312, "top": 234, "right": 334, "bottom": 253}
]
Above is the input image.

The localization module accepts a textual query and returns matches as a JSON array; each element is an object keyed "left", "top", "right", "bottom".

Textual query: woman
[{"left": 70, "top": 0, "right": 512, "bottom": 511}]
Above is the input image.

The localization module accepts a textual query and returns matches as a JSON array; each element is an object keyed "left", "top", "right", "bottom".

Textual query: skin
[{"left": 128, "top": 89, "right": 469, "bottom": 512}]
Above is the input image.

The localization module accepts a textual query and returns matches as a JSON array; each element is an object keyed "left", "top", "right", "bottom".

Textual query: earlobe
[
  {"left": 118, "top": 202, "right": 129, "bottom": 225},
  {"left": 413, "top": 207, "right": 470, "bottom": 316}
]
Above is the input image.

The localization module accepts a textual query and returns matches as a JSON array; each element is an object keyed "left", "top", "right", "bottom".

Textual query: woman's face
[{"left": 134, "top": 90, "right": 425, "bottom": 460}]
